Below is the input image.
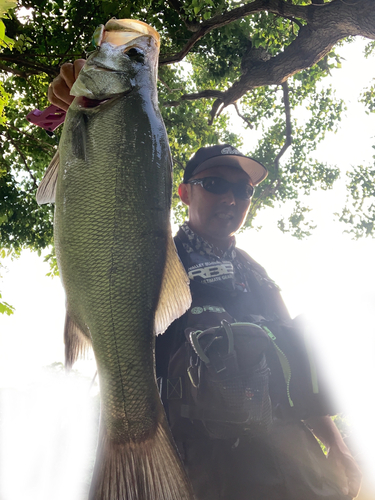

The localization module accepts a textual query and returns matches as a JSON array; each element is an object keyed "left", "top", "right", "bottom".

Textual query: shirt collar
[{"left": 180, "top": 222, "right": 237, "bottom": 260}]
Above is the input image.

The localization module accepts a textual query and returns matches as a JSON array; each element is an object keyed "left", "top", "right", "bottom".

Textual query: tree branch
[
  {"left": 7, "top": 123, "right": 55, "bottom": 151},
  {"left": 0, "top": 55, "right": 58, "bottom": 77},
  {"left": 159, "top": 0, "right": 310, "bottom": 65},
  {"left": 233, "top": 102, "right": 254, "bottom": 129},
  {"left": 208, "top": 99, "right": 225, "bottom": 125},
  {"left": 57, "top": 32, "right": 86, "bottom": 67},
  {"left": 291, "top": 18, "right": 304, "bottom": 30},
  {"left": 250, "top": 178, "right": 282, "bottom": 215},
  {"left": 0, "top": 63, "right": 34, "bottom": 78},
  {"left": 42, "top": 25, "right": 51, "bottom": 60},
  {"left": 165, "top": 0, "right": 200, "bottom": 32},
  {"left": 172, "top": 156, "right": 185, "bottom": 170},
  {"left": 164, "top": 89, "right": 224, "bottom": 107},
  {"left": 274, "top": 81, "right": 292, "bottom": 173},
  {"left": 158, "top": 76, "right": 183, "bottom": 93},
  {"left": 208, "top": 0, "right": 375, "bottom": 121}
]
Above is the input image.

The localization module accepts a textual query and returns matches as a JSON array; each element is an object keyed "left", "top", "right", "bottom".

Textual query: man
[
  {"left": 48, "top": 64, "right": 361, "bottom": 499},
  {"left": 155, "top": 145, "right": 361, "bottom": 500}
]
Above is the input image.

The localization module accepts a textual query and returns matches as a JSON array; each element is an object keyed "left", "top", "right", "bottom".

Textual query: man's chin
[
  {"left": 188, "top": 218, "right": 239, "bottom": 246},
  {"left": 206, "top": 223, "right": 239, "bottom": 245},
  {"left": 212, "top": 216, "right": 239, "bottom": 233}
]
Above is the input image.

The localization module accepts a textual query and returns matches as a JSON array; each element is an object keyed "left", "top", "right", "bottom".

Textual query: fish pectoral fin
[
  {"left": 154, "top": 233, "right": 191, "bottom": 335},
  {"left": 36, "top": 150, "right": 59, "bottom": 205},
  {"left": 64, "top": 312, "right": 92, "bottom": 369}
]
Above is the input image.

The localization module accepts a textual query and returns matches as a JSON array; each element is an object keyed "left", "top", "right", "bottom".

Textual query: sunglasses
[{"left": 187, "top": 177, "right": 254, "bottom": 200}]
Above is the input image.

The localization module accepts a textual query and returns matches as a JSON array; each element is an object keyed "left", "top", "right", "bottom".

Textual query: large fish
[{"left": 37, "top": 18, "right": 194, "bottom": 500}]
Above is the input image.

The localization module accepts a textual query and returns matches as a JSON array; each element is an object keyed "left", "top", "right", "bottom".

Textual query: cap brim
[{"left": 191, "top": 155, "right": 268, "bottom": 186}]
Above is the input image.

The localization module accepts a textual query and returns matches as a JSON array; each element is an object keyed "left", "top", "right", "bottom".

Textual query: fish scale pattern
[
  {"left": 55, "top": 95, "right": 170, "bottom": 442},
  {"left": 52, "top": 24, "right": 195, "bottom": 499}
]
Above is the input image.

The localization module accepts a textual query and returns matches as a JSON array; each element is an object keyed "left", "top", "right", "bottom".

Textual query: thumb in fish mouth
[
  {"left": 91, "top": 18, "right": 160, "bottom": 49},
  {"left": 103, "top": 18, "right": 160, "bottom": 48}
]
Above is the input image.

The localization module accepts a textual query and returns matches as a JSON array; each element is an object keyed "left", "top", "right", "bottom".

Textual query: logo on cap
[{"left": 221, "top": 146, "right": 243, "bottom": 156}]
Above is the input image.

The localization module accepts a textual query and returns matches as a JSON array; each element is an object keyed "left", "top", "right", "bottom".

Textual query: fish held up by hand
[{"left": 37, "top": 18, "right": 194, "bottom": 500}]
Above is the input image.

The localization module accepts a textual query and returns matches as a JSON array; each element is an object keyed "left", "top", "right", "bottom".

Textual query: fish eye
[{"left": 124, "top": 47, "right": 144, "bottom": 63}]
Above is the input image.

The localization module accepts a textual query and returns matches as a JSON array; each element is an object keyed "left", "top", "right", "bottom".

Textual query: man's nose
[{"left": 220, "top": 189, "right": 236, "bottom": 205}]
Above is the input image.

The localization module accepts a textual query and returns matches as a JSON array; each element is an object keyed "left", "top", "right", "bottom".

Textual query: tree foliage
[
  {"left": 0, "top": 0, "right": 16, "bottom": 123},
  {"left": 0, "top": 247, "right": 16, "bottom": 314},
  {"left": 334, "top": 46, "right": 375, "bottom": 240},
  {"left": 0, "top": 0, "right": 375, "bottom": 263}
]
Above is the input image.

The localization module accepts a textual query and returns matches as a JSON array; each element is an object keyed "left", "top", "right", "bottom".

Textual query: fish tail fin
[
  {"left": 89, "top": 420, "right": 195, "bottom": 500},
  {"left": 64, "top": 312, "right": 91, "bottom": 369}
]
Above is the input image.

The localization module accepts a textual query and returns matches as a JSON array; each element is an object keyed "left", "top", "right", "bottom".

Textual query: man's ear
[{"left": 178, "top": 183, "right": 190, "bottom": 206}]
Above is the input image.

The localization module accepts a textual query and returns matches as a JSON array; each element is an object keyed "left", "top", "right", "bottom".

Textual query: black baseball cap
[{"left": 183, "top": 144, "right": 268, "bottom": 185}]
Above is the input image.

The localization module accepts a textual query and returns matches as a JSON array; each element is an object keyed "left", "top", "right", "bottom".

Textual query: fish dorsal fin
[
  {"left": 154, "top": 232, "right": 191, "bottom": 335},
  {"left": 36, "top": 150, "right": 59, "bottom": 205}
]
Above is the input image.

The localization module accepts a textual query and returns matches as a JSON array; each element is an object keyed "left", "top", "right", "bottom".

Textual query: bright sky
[{"left": 0, "top": 37, "right": 375, "bottom": 499}]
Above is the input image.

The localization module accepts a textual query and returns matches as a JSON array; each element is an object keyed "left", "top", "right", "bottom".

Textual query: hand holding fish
[{"left": 48, "top": 59, "right": 85, "bottom": 110}]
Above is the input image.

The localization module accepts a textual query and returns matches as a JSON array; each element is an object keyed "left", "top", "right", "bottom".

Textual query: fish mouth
[
  {"left": 76, "top": 96, "right": 112, "bottom": 108},
  {"left": 87, "top": 63, "right": 114, "bottom": 72},
  {"left": 75, "top": 91, "right": 130, "bottom": 108}
]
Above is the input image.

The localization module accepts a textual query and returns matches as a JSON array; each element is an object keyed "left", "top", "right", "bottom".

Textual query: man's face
[{"left": 180, "top": 165, "right": 252, "bottom": 246}]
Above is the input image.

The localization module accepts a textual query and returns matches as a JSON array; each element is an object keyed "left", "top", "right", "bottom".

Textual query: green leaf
[
  {"left": 0, "top": 0, "right": 16, "bottom": 17},
  {"left": 118, "top": 5, "right": 132, "bottom": 18},
  {"left": 0, "top": 18, "right": 15, "bottom": 49},
  {"left": 0, "top": 293, "right": 15, "bottom": 315},
  {"left": 0, "top": 301, "right": 14, "bottom": 315},
  {"left": 0, "top": 80, "right": 10, "bottom": 124}
]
